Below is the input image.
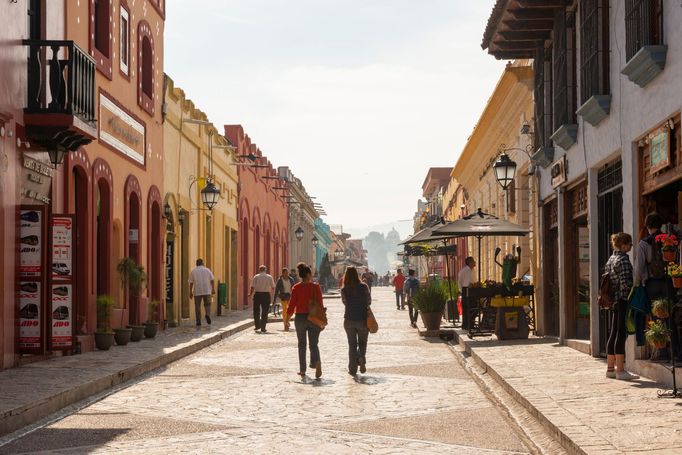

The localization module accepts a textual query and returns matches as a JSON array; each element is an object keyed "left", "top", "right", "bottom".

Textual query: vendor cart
[{"left": 464, "top": 284, "right": 535, "bottom": 338}]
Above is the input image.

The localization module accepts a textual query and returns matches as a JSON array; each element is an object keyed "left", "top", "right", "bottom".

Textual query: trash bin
[{"left": 217, "top": 282, "right": 227, "bottom": 316}]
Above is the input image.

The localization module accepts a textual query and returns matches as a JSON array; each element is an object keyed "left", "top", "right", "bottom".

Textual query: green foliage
[
  {"left": 96, "top": 295, "right": 115, "bottom": 332},
  {"left": 440, "top": 280, "right": 459, "bottom": 301},
  {"left": 117, "top": 257, "right": 148, "bottom": 294},
  {"left": 645, "top": 320, "right": 671, "bottom": 348},
  {"left": 651, "top": 299, "right": 672, "bottom": 319},
  {"left": 147, "top": 299, "right": 160, "bottom": 323},
  {"left": 411, "top": 281, "right": 447, "bottom": 313}
]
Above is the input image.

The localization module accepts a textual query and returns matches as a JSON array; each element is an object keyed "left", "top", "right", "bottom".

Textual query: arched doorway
[
  {"left": 96, "top": 179, "right": 111, "bottom": 296},
  {"left": 254, "top": 225, "right": 261, "bottom": 270},
  {"left": 149, "top": 201, "right": 162, "bottom": 321},
  {"left": 125, "top": 176, "right": 142, "bottom": 325},
  {"left": 72, "top": 166, "right": 89, "bottom": 334},
  {"left": 241, "top": 217, "right": 250, "bottom": 306}
]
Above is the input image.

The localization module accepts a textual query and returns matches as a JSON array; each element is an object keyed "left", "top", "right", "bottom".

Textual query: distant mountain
[{"left": 345, "top": 220, "right": 413, "bottom": 241}]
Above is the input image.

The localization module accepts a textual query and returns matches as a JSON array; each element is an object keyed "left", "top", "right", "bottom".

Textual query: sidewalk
[
  {"left": 0, "top": 310, "right": 253, "bottom": 437},
  {"left": 451, "top": 329, "right": 682, "bottom": 454}
]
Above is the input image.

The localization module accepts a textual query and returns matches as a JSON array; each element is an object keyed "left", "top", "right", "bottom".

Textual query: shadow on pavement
[{"left": 353, "top": 375, "right": 386, "bottom": 386}]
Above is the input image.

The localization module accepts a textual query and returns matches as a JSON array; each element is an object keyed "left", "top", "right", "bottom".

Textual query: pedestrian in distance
[
  {"left": 341, "top": 266, "right": 371, "bottom": 376},
  {"left": 287, "top": 263, "right": 325, "bottom": 379},
  {"left": 274, "top": 267, "right": 295, "bottom": 330},
  {"left": 605, "top": 232, "right": 639, "bottom": 380},
  {"left": 404, "top": 269, "right": 420, "bottom": 328},
  {"left": 458, "top": 257, "right": 476, "bottom": 331},
  {"left": 393, "top": 268, "right": 406, "bottom": 310},
  {"left": 249, "top": 265, "right": 275, "bottom": 333},
  {"left": 188, "top": 258, "right": 215, "bottom": 327},
  {"left": 361, "top": 268, "right": 374, "bottom": 296}
]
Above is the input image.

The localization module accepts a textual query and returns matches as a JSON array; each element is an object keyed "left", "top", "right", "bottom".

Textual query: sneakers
[
  {"left": 358, "top": 357, "right": 366, "bottom": 374},
  {"left": 616, "top": 371, "right": 639, "bottom": 380},
  {"left": 606, "top": 370, "right": 616, "bottom": 379},
  {"left": 205, "top": 315, "right": 211, "bottom": 325},
  {"left": 315, "top": 361, "right": 322, "bottom": 379}
]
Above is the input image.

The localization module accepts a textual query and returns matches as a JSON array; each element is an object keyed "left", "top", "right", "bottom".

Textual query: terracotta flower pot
[
  {"left": 651, "top": 340, "right": 668, "bottom": 350},
  {"left": 673, "top": 277, "right": 682, "bottom": 289},
  {"left": 420, "top": 311, "right": 443, "bottom": 331},
  {"left": 662, "top": 250, "right": 676, "bottom": 262}
]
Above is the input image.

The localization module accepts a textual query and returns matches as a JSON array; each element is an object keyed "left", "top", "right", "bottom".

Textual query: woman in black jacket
[{"left": 341, "top": 266, "right": 371, "bottom": 376}]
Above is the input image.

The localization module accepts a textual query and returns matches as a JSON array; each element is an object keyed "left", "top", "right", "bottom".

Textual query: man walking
[
  {"left": 189, "top": 258, "right": 215, "bottom": 327},
  {"left": 393, "top": 268, "right": 406, "bottom": 310},
  {"left": 404, "top": 269, "right": 420, "bottom": 328},
  {"left": 249, "top": 265, "right": 275, "bottom": 333},
  {"left": 362, "top": 268, "right": 374, "bottom": 296},
  {"left": 458, "top": 257, "right": 476, "bottom": 331},
  {"left": 274, "top": 267, "right": 295, "bottom": 330}
]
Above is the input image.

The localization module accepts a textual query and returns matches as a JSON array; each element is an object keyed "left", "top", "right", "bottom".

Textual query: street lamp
[
  {"left": 200, "top": 180, "right": 220, "bottom": 210},
  {"left": 47, "top": 148, "right": 67, "bottom": 168},
  {"left": 312, "top": 236, "right": 319, "bottom": 247},
  {"left": 295, "top": 227, "right": 304, "bottom": 241},
  {"left": 493, "top": 153, "right": 517, "bottom": 190}
]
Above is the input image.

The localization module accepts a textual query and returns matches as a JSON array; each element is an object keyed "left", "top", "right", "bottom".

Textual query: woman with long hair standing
[
  {"left": 341, "top": 266, "right": 371, "bottom": 376},
  {"left": 286, "top": 263, "right": 324, "bottom": 379}
]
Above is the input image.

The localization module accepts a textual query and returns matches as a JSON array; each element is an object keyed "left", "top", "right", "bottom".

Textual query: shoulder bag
[
  {"left": 307, "top": 296, "right": 328, "bottom": 330},
  {"left": 367, "top": 307, "right": 378, "bottom": 334}
]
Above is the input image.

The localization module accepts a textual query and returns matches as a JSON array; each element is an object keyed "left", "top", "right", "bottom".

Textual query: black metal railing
[
  {"left": 580, "top": 0, "right": 610, "bottom": 104},
  {"left": 23, "top": 40, "right": 96, "bottom": 124},
  {"left": 624, "top": 0, "right": 663, "bottom": 61}
]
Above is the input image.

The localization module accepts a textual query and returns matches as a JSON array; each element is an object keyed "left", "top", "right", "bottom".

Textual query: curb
[
  {"left": 451, "top": 329, "right": 591, "bottom": 455},
  {"left": 0, "top": 318, "right": 254, "bottom": 437}
]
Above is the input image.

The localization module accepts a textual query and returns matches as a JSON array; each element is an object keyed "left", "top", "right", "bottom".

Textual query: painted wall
[
  {"left": 226, "top": 125, "right": 288, "bottom": 308},
  {"left": 163, "top": 76, "right": 239, "bottom": 322}
]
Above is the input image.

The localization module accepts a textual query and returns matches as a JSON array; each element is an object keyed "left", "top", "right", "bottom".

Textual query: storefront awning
[{"left": 433, "top": 208, "right": 529, "bottom": 238}]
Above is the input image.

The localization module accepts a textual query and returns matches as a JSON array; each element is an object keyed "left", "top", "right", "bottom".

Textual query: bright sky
[{"left": 165, "top": 0, "right": 506, "bottom": 229}]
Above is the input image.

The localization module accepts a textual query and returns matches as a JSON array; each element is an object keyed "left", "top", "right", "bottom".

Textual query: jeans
[
  {"left": 253, "top": 292, "right": 270, "bottom": 330},
  {"left": 294, "top": 313, "right": 321, "bottom": 374},
  {"left": 344, "top": 319, "right": 369, "bottom": 374},
  {"left": 407, "top": 299, "right": 419, "bottom": 324},
  {"left": 395, "top": 291, "right": 404, "bottom": 309},
  {"left": 194, "top": 295, "right": 211, "bottom": 325},
  {"left": 607, "top": 299, "right": 627, "bottom": 355}
]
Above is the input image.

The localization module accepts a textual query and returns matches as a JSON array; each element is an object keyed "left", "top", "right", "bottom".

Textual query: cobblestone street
[{"left": 1, "top": 288, "right": 531, "bottom": 454}]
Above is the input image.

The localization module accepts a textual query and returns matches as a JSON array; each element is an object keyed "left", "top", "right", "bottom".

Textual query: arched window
[
  {"left": 137, "top": 21, "right": 155, "bottom": 115},
  {"left": 90, "top": 0, "right": 112, "bottom": 77},
  {"left": 141, "top": 37, "right": 153, "bottom": 97}
]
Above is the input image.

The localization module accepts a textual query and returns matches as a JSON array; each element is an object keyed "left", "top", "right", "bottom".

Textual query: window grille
[
  {"left": 553, "top": 8, "right": 577, "bottom": 129},
  {"left": 533, "top": 47, "right": 553, "bottom": 149},
  {"left": 597, "top": 158, "right": 622, "bottom": 194},
  {"left": 580, "top": 0, "right": 610, "bottom": 104},
  {"left": 624, "top": 0, "right": 663, "bottom": 61}
]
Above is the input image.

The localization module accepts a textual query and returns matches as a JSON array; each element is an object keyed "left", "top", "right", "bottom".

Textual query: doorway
[
  {"left": 149, "top": 201, "right": 161, "bottom": 321},
  {"left": 72, "top": 167, "right": 88, "bottom": 334},
  {"left": 127, "top": 192, "right": 140, "bottom": 325},
  {"left": 96, "top": 179, "right": 111, "bottom": 296},
  {"left": 543, "top": 199, "right": 559, "bottom": 337}
]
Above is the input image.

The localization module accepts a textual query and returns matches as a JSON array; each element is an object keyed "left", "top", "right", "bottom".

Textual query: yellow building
[
  {"left": 162, "top": 76, "right": 239, "bottom": 325},
  {"left": 451, "top": 60, "right": 537, "bottom": 291}
]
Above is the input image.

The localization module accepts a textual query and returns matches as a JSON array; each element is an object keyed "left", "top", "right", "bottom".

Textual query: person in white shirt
[
  {"left": 249, "top": 265, "right": 276, "bottom": 333},
  {"left": 458, "top": 257, "right": 476, "bottom": 331},
  {"left": 189, "top": 258, "right": 215, "bottom": 327}
]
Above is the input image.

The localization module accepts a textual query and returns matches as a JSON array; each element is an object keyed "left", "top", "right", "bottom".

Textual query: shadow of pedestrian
[
  {"left": 353, "top": 375, "right": 385, "bottom": 386},
  {"left": 292, "top": 376, "right": 336, "bottom": 386}
]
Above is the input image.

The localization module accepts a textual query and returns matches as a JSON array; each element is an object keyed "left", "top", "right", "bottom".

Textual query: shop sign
[
  {"left": 51, "top": 216, "right": 73, "bottom": 281},
  {"left": 550, "top": 156, "right": 567, "bottom": 188},
  {"left": 18, "top": 281, "right": 42, "bottom": 349},
  {"left": 649, "top": 128, "right": 670, "bottom": 174},
  {"left": 165, "top": 240, "right": 174, "bottom": 307},
  {"left": 50, "top": 283, "right": 72, "bottom": 348},
  {"left": 20, "top": 208, "right": 43, "bottom": 277},
  {"left": 129, "top": 229, "right": 139, "bottom": 242},
  {"left": 21, "top": 155, "right": 52, "bottom": 205},
  {"left": 99, "top": 93, "right": 146, "bottom": 165}
]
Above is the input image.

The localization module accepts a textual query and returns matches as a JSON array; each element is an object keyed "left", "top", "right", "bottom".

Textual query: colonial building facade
[
  {"left": 482, "top": 0, "right": 682, "bottom": 383},
  {"left": 278, "top": 166, "right": 318, "bottom": 271}
]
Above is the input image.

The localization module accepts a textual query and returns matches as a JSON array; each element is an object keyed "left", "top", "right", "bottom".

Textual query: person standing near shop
[
  {"left": 605, "top": 233, "right": 638, "bottom": 380},
  {"left": 249, "top": 265, "right": 275, "bottom": 333},
  {"left": 274, "top": 267, "right": 295, "bottom": 331},
  {"left": 634, "top": 212, "right": 672, "bottom": 301},
  {"left": 188, "top": 258, "right": 215, "bottom": 327},
  {"left": 404, "top": 269, "right": 420, "bottom": 328},
  {"left": 458, "top": 257, "right": 476, "bottom": 331},
  {"left": 393, "top": 269, "right": 406, "bottom": 310}
]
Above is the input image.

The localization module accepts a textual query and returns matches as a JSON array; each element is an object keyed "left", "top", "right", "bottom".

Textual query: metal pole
[
  {"left": 443, "top": 240, "right": 455, "bottom": 323},
  {"left": 477, "top": 236, "right": 482, "bottom": 283}
]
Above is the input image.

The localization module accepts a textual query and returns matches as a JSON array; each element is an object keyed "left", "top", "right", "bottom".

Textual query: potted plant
[
  {"left": 95, "top": 295, "right": 116, "bottom": 351},
  {"left": 655, "top": 233, "right": 678, "bottom": 262},
  {"left": 144, "top": 300, "right": 160, "bottom": 339},
  {"left": 668, "top": 264, "right": 682, "bottom": 289},
  {"left": 117, "top": 257, "right": 147, "bottom": 341},
  {"left": 651, "top": 299, "right": 672, "bottom": 319},
  {"left": 412, "top": 281, "right": 447, "bottom": 331},
  {"left": 645, "top": 320, "right": 671, "bottom": 350}
]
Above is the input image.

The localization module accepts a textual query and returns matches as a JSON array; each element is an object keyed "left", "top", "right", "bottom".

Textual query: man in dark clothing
[{"left": 404, "top": 269, "right": 420, "bottom": 328}]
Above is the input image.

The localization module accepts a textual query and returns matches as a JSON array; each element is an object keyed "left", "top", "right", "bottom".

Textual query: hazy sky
[{"left": 165, "top": 0, "right": 505, "bottom": 229}]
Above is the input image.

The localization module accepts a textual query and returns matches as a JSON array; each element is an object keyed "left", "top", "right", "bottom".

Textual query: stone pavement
[
  {"left": 0, "top": 288, "right": 534, "bottom": 454},
  {"left": 452, "top": 329, "right": 682, "bottom": 455},
  {"left": 0, "top": 309, "right": 254, "bottom": 437}
]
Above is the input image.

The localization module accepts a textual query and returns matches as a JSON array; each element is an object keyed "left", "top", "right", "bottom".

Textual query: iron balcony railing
[{"left": 23, "top": 40, "right": 96, "bottom": 125}]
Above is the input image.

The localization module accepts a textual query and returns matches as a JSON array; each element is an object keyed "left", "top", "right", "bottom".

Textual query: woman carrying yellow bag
[{"left": 341, "top": 267, "right": 372, "bottom": 376}]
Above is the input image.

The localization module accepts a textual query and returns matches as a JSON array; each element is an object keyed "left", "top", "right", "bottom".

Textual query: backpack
[
  {"left": 598, "top": 270, "right": 614, "bottom": 310},
  {"left": 648, "top": 239, "right": 667, "bottom": 279}
]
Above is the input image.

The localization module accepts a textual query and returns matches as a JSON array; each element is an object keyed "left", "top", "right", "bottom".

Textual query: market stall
[{"left": 431, "top": 209, "right": 535, "bottom": 339}]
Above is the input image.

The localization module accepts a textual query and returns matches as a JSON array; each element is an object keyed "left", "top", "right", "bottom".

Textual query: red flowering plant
[{"left": 655, "top": 234, "right": 678, "bottom": 252}]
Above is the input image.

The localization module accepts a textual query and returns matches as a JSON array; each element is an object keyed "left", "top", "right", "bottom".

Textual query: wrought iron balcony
[{"left": 23, "top": 40, "right": 97, "bottom": 152}]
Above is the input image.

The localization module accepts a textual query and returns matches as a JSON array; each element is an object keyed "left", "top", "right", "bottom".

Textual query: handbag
[
  {"left": 367, "top": 307, "right": 378, "bottom": 334},
  {"left": 307, "top": 298, "right": 328, "bottom": 330}
]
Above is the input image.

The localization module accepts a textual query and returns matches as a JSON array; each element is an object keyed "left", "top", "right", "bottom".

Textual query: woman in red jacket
[{"left": 286, "top": 263, "right": 325, "bottom": 379}]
